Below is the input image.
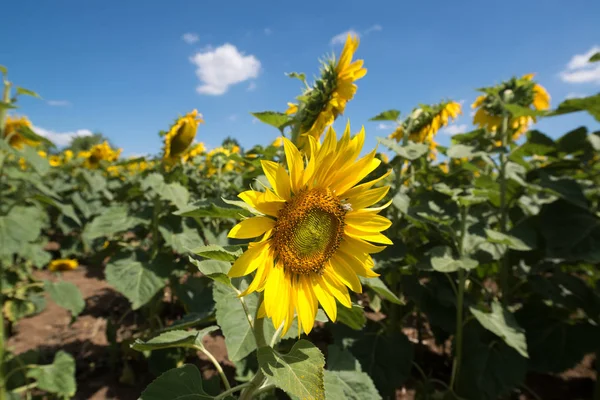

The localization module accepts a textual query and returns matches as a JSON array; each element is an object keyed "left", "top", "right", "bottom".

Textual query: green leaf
[
  {"left": 286, "top": 71, "right": 307, "bottom": 83},
  {"left": 3, "top": 299, "right": 37, "bottom": 322},
  {"left": 190, "top": 244, "right": 243, "bottom": 262},
  {"left": 337, "top": 304, "right": 366, "bottom": 330},
  {"left": 0, "top": 101, "right": 17, "bottom": 110},
  {"left": 447, "top": 144, "right": 477, "bottom": 159},
  {"left": 484, "top": 229, "right": 532, "bottom": 251},
  {"left": 503, "top": 103, "right": 547, "bottom": 118},
  {"left": 324, "top": 345, "right": 381, "bottom": 400},
  {"left": 160, "top": 313, "right": 212, "bottom": 332},
  {"left": 82, "top": 206, "right": 141, "bottom": 244},
  {"left": 175, "top": 198, "right": 251, "bottom": 219},
  {"left": 556, "top": 126, "right": 589, "bottom": 154},
  {"left": 131, "top": 327, "right": 218, "bottom": 351},
  {"left": 158, "top": 223, "right": 204, "bottom": 254},
  {"left": 549, "top": 93, "right": 600, "bottom": 122},
  {"left": 590, "top": 52, "right": 600, "bottom": 63},
  {"left": 258, "top": 340, "right": 325, "bottom": 400},
  {"left": 15, "top": 86, "right": 41, "bottom": 98},
  {"left": 141, "top": 173, "right": 190, "bottom": 208},
  {"left": 251, "top": 111, "right": 291, "bottom": 132},
  {"left": 213, "top": 280, "right": 259, "bottom": 361},
  {"left": 139, "top": 364, "right": 212, "bottom": 400},
  {"left": 377, "top": 137, "right": 429, "bottom": 160},
  {"left": 539, "top": 174, "right": 588, "bottom": 209},
  {"left": 0, "top": 206, "right": 44, "bottom": 257},
  {"left": 0, "top": 65, "right": 6, "bottom": 75},
  {"left": 428, "top": 246, "right": 478, "bottom": 272},
  {"left": 20, "top": 146, "right": 50, "bottom": 175},
  {"left": 190, "top": 258, "right": 231, "bottom": 286},
  {"left": 26, "top": 351, "right": 76, "bottom": 397},
  {"left": 44, "top": 280, "right": 85, "bottom": 318},
  {"left": 33, "top": 194, "right": 82, "bottom": 226},
  {"left": 174, "top": 277, "right": 215, "bottom": 317},
  {"left": 359, "top": 277, "right": 402, "bottom": 304},
  {"left": 369, "top": 110, "right": 401, "bottom": 122},
  {"left": 105, "top": 254, "right": 167, "bottom": 310},
  {"left": 469, "top": 301, "right": 528, "bottom": 358}
]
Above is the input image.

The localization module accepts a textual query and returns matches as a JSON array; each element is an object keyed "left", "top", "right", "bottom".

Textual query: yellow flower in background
[
  {"left": 439, "top": 162, "right": 449, "bottom": 174},
  {"left": 81, "top": 141, "right": 122, "bottom": 169},
  {"left": 271, "top": 136, "right": 284, "bottom": 147},
  {"left": 48, "top": 155, "right": 61, "bottom": 167},
  {"left": 163, "top": 110, "right": 204, "bottom": 165},
  {"left": 48, "top": 258, "right": 79, "bottom": 272},
  {"left": 288, "top": 34, "right": 366, "bottom": 155},
  {"left": 2, "top": 115, "right": 39, "bottom": 149},
  {"left": 227, "top": 123, "right": 392, "bottom": 335},
  {"left": 204, "top": 145, "right": 241, "bottom": 176},
  {"left": 472, "top": 73, "right": 550, "bottom": 141},
  {"left": 63, "top": 149, "right": 74, "bottom": 163},
  {"left": 182, "top": 142, "right": 206, "bottom": 163},
  {"left": 37, "top": 150, "right": 47, "bottom": 158},
  {"left": 390, "top": 101, "right": 462, "bottom": 160}
]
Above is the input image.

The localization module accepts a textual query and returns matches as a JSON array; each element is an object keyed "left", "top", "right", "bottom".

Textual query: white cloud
[
  {"left": 47, "top": 100, "right": 71, "bottom": 107},
  {"left": 247, "top": 82, "right": 257, "bottom": 91},
  {"left": 364, "top": 24, "right": 382, "bottom": 34},
  {"left": 264, "top": 28, "right": 272, "bottom": 36},
  {"left": 560, "top": 46, "right": 600, "bottom": 84},
  {"left": 442, "top": 124, "right": 468, "bottom": 136},
  {"left": 331, "top": 29, "right": 360, "bottom": 45},
  {"left": 377, "top": 122, "right": 393, "bottom": 130},
  {"left": 182, "top": 33, "right": 200, "bottom": 44},
  {"left": 190, "top": 44, "right": 261, "bottom": 95},
  {"left": 565, "top": 92, "right": 587, "bottom": 99},
  {"left": 33, "top": 125, "right": 93, "bottom": 146},
  {"left": 228, "top": 114, "right": 238, "bottom": 121}
]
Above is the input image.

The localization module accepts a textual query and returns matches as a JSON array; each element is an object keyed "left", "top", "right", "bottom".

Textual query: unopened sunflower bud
[{"left": 502, "top": 89, "right": 514, "bottom": 103}]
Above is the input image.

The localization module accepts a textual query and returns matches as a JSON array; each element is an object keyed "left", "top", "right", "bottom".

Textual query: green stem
[
  {"left": 270, "top": 322, "right": 284, "bottom": 348},
  {"left": 196, "top": 346, "right": 231, "bottom": 391},
  {"left": 498, "top": 113, "right": 510, "bottom": 305},
  {"left": 239, "top": 293, "right": 268, "bottom": 400},
  {"left": 151, "top": 195, "right": 161, "bottom": 257},
  {"left": 450, "top": 206, "right": 468, "bottom": 391},
  {"left": 214, "top": 382, "right": 252, "bottom": 400},
  {"left": 0, "top": 78, "right": 11, "bottom": 133},
  {"left": 0, "top": 128, "right": 8, "bottom": 400}
]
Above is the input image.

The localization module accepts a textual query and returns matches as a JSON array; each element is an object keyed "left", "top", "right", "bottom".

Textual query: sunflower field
[{"left": 1, "top": 35, "right": 600, "bottom": 400}]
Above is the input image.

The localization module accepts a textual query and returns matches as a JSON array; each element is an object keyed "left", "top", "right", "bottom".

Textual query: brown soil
[{"left": 5, "top": 267, "right": 597, "bottom": 400}]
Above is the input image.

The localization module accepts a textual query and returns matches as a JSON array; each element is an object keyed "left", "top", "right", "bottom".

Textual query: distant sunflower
[
  {"left": 163, "top": 110, "right": 204, "bottom": 164},
  {"left": 227, "top": 123, "right": 392, "bottom": 335},
  {"left": 2, "top": 115, "right": 39, "bottom": 149},
  {"left": 287, "top": 34, "right": 366, "bottom": 154},
  {"left": 182, "top": 142, "right": 206, "bottom": 163},
  {"left": 48, "top": 259, "right": 79, "bottom": 272},
  {"left": 82, "top": 141, "right": 121, "bottom": 169},
  {"left": 389, "top": 101, "right": 462, "bottom": 159},
  {"left": 472, "top": 73, "right": 550, "bottom": 141},
  {"left": 204, "top": 145, "right": 241, "bottom": 177}
]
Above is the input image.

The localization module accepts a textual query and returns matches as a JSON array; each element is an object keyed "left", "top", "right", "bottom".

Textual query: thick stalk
[
  {"left": 151, "top": 196, "right": 161, "bottom": 257},
  {"left": 0, "top": 79, "right": 11, "bottom": 133},
  {"left": 239, "top": 294, "right": 267, "bottom": 400},
  {"left": 498, "top": 114, "right": 510, "bottom": 305},
  {"left": 450, "top": 206, "right": 468, "bottom": 391}
]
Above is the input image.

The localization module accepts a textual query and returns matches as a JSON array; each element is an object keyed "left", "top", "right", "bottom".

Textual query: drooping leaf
[
  {"left": 258, "top": 340, "right": 325, "bottom": 400},
  {"left": 175, "top": 198, "right": 251, "bottom": 219},
  {"left": 336, "top": 304, "right": 366, "bottom": 330},
  {"left": 469, "top": 301, "right": 528, "bottom": 358},
  {"left": 251, "top": 111, "right": 291, "bottom": 132},
  {"left": 484, "top": 229, "right": 532, "bottom": 251},
  {"left": 428, "top": 246, "right": 478, "bottom": 272},
  {"left": 190, "top": 258, "right": 231, "bottom": 286},
  {"left": 131, "top": 327, "right": 218, "bottom": 352},
  {"left": 138, "top": 364, "right": 212, "bottom": 400},
  {"left": 190, "top": 244, "right": 243, "bottom": 262},
  {"left": 26, "top": 351, "right": 76, "bottom": 397},
  {"left": 549, "top": 94, "right": 600, "bottom": 122},
  {"left": 589, "top": 52, "right": 600, "bottom": 63},
  {"left": 359, "top": 276, "right": 402, "bottom": 305},
  {"left": 44, "top": 280, "right": 85, "bottom": 318},
  {"left": 377, "top": 137, "right": 429, "bottom": 160}
]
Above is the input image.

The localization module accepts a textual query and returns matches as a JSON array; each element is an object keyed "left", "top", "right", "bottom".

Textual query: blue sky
[{"left": 2, "top": 0, "right": 599, "bottom": 157}]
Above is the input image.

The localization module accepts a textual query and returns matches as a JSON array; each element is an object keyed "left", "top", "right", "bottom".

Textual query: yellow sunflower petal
[{"left": 228, "top": 216, "right": 275, "bottom": 239}]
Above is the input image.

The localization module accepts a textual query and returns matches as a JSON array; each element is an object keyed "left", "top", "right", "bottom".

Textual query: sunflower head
[
  {"left": 2, "top": 115, "right": 39, "bottom": 149},
  {"left": 471, "top": 73, "right": 550, "bottom": 140},
  {"left": 226, "top": 122, "right": 392, "bottom": 335},
  {"left": 182, "top": 142, "right": 206, "bottom": 163},
  {"left": 288, "top": 34, "right": 366, "bottom": 155},
  {"left": 48, "top": 259, "right": 79, "bottom": 272},
  {"left": 83, "top": 141, "right": 121, "bottom": 169},
  {"left": 163, "top": 110, "right": 204, "bottom": 164}
]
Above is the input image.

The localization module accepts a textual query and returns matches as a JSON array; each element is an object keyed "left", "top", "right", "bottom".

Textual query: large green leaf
[
  {"left": 20, "top": 146, "right": 50, "bottom": 175},
  {"left": 26, "top": 351, "right": 76, "bottom": 397},
  {"left": 190, "top": 258, "right": 232, "bottom": 286},
  {"left": 484, "top": 229, "right": 532, "bottom": 251},
  {"left": 369, "top": 109, "right": 401, "bottom": 121},
  {"left": 175, "top": 198, "right": 251, "bottom": 219},
  {"left": 174, "top": 277, "right": 215, "bottom": 317},
  {"left": 132, "top": 327, "right": 218, "bottom": 351},
  {"left": 0, "top": 206, "right": 45, "bottom": 257},
  {"left": 336, "top": 304, "right": 366, "bottom": 330},
  {"left": 359, "top": 276, "right": 402, "bottom": 305},
  {"left": 139, "top": 364, "right": 212, "bottom": 400},
  {"left": 549, "top": 93, "right": 600, "bottom": 122},
  {"left": 250, "top": 111, "right": 291, "bottom": 132},
  {"left": 258, "top": 340, "right": 325, "bottom": 400},
  {"left": 105, "top": 254, "right": 168, "bottom": 310},
  {"left": 428, "top": 246, "right": 478, "bottom": 272},
  {"left": 469, "top": 301, "right": 528, "bottom": 358},
  {"left": 190, "top": 244, "right": 243, "bottom": 262},
  {"left": 141, "top": 173, "right": 190, "bottom": 208},
  {"left": 44, "top": 280, "right": 85, "bottom": 318},
  {"left": 324, "top": 345, "right": 381, "bottom": 400},
  {"left": 158, "top": 223, "right": 204, "bottom": 254},
  {"left": 377, "top": 137, "right": 429, "bottom": 160},
  {"left": 82, "top": 206, "right": 142, "bottom": 244}
]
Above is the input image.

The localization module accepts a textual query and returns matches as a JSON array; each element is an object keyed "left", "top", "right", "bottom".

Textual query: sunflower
[
  {"left": 472, "top": 73, "right": 550, "bottom": 141},
  {"left": 181, "top": 142, "right": 206, "bottom": 163},
  {"left": 48, "top": 155, "right": 62, "bottom": 167},
  {"left": 389, "top": 101, "right": 462, "bottom": 159},
  {"left": 82, "top": 141, "right": 121, "bottom": 169},
  {"left": 2, "top": 115, "right": 39, "bottom": 149},
  {"left": 204, "top": 145, "right": 241, "bottom": 177},
  {"left": 227, "top": 123, "right": 392, "bottom": 335},
  {"left": 48, "top": 259, "right": 79, "bottom": 272},
  {"left": 163, "top": 110, "right": 203, "bottom": 164},
  {"left": 287, "top": 34, "right": 366, "bottom": 154}
]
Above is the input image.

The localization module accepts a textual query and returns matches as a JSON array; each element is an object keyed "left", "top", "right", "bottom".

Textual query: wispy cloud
[
  {"left": 247, "top": 82, "right": 257, "bottom": 91},
  {"left": 560, "top": 46, "right": 600, "bottom": 84},
  {"left": 47, "top": 100, "right": 71, "bottom": 107},
  {"left": 264, "top": 28, "right": 272, "bottom": 36},
  {"left": 33, "top": 125, "right": 92, "bottom": 146},
  {"left": 190, "top": 44, "right": 261, "bottom": 95},
  {"left": 565, "top": 92, "right": 587, "bottom": 99},
  {"left": 442, "top": 124, "right": 468, "bottom": 135},
  {"left": 228, "top": 114, "right": 238, "bottom": 121},
  {"left": 331, "top": 29, "right": 361, "bottom": 45},
  {"left": 364, "top": 24, "right": 382, "bottom": 35},
  {"left": 376, "top": 122, "right": 393, "bottom": 130},
  {"left": 182, "top": 33, "right": 200, "bottom": 44}
]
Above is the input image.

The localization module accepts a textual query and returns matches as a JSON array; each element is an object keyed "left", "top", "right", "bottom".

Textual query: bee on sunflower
[
  {"left": 472, "top": 73, "right": 550, "bottom": 142},
  {"left": 389, "top": 101, "right": 462, "bottom": 160},
  {"left": 162, "top": 110, "right": 204, "bottom": 166},
  {"left": 227, "top": 122, "right": 392, "bottom": 335},
  {"left": 285, "top": 34, "right": 366, "bottom": 155}
]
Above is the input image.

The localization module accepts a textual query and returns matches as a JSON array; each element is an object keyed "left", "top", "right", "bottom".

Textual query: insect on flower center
[{"left": 273, "top": 188, "right": 348, "bottom": 275}]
